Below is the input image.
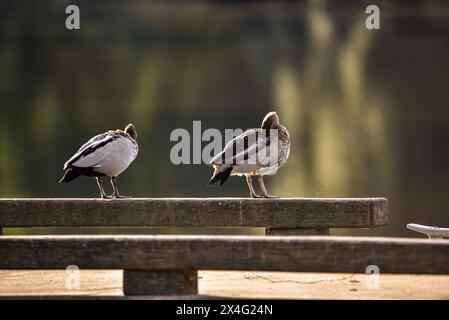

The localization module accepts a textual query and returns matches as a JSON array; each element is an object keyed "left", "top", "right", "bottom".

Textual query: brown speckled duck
[
  {"left": 208, "top": 112, "right": 290, "bottom": 198},
  {"left": 59, "top": 124, "right": 139, "bottom": 199}
]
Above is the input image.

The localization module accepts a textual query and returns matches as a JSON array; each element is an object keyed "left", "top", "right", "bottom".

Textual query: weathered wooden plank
[
  {"left": 265, "top": 228, "right": 330, "bottom": 236},
  {"left": 3, "top": 270, "right": 449, "bottom": 299},
  {"left": 123, "top": 270, "right": 197, "bottom": 295},
  {"left": 0, "top": 198, "right": 388, "bottom": 228},
  {"left": 0, "top": 235, "right": 447, "bottom": 274}
]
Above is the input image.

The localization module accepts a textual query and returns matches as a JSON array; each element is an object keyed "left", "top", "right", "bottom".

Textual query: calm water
[{"left": 1, "top": 0, "right": 449, "bottom": 236}]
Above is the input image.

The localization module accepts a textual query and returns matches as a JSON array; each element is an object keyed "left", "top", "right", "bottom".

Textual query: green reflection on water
[{"left": 1, "top": 0, "right": 449, "bottom": 237}]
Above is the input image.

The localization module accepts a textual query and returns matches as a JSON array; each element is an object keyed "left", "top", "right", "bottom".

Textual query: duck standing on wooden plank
[
  {"left": 59, "top": 124, "right": 139, "bottom": 199},
  {"left": 208, "top": 112, "right": 290, "bottom": 198}
]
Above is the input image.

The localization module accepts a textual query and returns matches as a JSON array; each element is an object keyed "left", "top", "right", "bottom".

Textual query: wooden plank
[
  {"left": 0, "top": 198, "right": 388, "bottom": 228},
  {"left": 266, "top": 228, "right": 330, "bottom": 236},
  {"left": 0, "top": 270, "right": 122, "bottom": 296},
  {"left": 123, "top": 270, "right": 197, "bottom": 295},
  {"left": 0, "top": 235, "right": 447, "bottom": 274},
  {"left": 202, "top": 271, "right": 449, "bottom": 300},
  {"left": 2, "top": 270, "right": 449, "bottom": 299}
]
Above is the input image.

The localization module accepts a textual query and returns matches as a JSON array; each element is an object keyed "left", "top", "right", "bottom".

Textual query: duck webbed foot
[
  {"left": 261, "top": 194, "right": 279, "bottom": 198},
  {"left": 250, "top": 193, "right": 263, "bottom": 198},
  {"left": 114, "top": 194, "right": 130, "bottom": 199}
]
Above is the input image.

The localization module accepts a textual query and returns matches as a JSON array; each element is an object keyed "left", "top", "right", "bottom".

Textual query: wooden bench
[
  {"left": 0, "top": 197, "right": 391, "bottom": 296},
  {"left": 0, "top": 198, "right": 388, "bottom": 235},
  {"left": 1, "top": 235, "right": 448, "bottom": 296}
]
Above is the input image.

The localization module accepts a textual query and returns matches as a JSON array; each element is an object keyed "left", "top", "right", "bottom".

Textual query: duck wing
[
  {"left": 75, "top": 132, "right": 110, "bottom": 154},
  {"left": 210, "top": 128, "right": 274, "bottom": 167},
  {"left": 63, "top": 132, "right": 118, "bottom": 170}
]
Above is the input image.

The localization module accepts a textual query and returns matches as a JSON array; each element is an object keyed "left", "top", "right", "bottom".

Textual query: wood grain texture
[
  {"left": 123, "top": 270, "right": 197, "bottom": 295},
  {"left": 0, "top": 235, "right": 447, "bottom": 274},
  {"left": 265, "top": 228, "right": 330, "bottom": 236},
  {"left": 2, "top": 270, "right": 449, "bottom": 299},
  {"left": 0, "top": 198, "right": 388, "bottom": 228}
]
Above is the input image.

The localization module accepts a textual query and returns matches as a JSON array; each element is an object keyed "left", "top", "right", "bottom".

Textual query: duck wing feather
[{"left": 209, "top": 128, "right": 274, "bottom": 167}]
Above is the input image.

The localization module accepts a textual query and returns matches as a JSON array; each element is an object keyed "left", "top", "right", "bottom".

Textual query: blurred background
[{"left": 1, "top": 0, "right": 448, "bottom": 237}]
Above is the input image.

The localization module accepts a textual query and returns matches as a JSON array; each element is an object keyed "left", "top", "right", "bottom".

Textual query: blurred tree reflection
[{"left": 1, "top": 0, "right": 448, "bottom": 236}]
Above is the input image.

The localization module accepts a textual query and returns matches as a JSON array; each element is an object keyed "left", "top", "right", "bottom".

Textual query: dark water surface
[{"left": 1, "top": 0, "right": 448, "bottom": 236}]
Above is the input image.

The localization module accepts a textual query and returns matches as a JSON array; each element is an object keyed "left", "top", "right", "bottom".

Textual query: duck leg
[
  {"left": 246, "top": 175, "right": 261, "bottom": 198},
  {"left": 257, "top": 175, "right": 279, "bottom": 198},
  {"left": 96, "top": 177, "right": 111, "bottom": 199},
  {"left": 111, "top": 176, "right": 129, "bottom": 199}
]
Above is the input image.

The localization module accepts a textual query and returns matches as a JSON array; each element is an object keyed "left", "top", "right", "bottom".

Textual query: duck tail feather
[
  {"left": 208, "top": 166, "right": 233, "bottom": 186},
  {"left": 59, "top": 167, "right": 85, "bottom": 183}
]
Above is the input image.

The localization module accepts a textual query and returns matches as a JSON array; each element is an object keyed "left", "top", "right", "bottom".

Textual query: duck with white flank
[
  {"left": 208, "top": 112, "right": 290, "bottom": 198},
  {"left": 59, "top": 124, "right": 139, "bottom": 199}
]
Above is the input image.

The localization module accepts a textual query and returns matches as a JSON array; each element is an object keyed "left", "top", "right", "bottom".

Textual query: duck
[
  {"left": 208, "top": 111, "right": 290, "bottom": 198},
  {"left": 59, "top": 123, "right": 139, "bottom": 199}
]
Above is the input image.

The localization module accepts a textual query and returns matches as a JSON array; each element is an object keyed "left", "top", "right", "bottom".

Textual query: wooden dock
[
  {"left": 1, "top": 270, "right": 449, "bottom": 299},
  {"left": 1, "top": 234, "right": 448, "bottom": 297},
  {"left": 6, "top": 197, "right": 444, "bottom": 299}
]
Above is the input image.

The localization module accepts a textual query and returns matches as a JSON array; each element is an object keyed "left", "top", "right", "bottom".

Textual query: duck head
[
  {"left": 124, "top": 123, "right": 138, "bottom": 140},
  {"left": 261, "top": 111, "right": 280, "bottom": 129}
]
